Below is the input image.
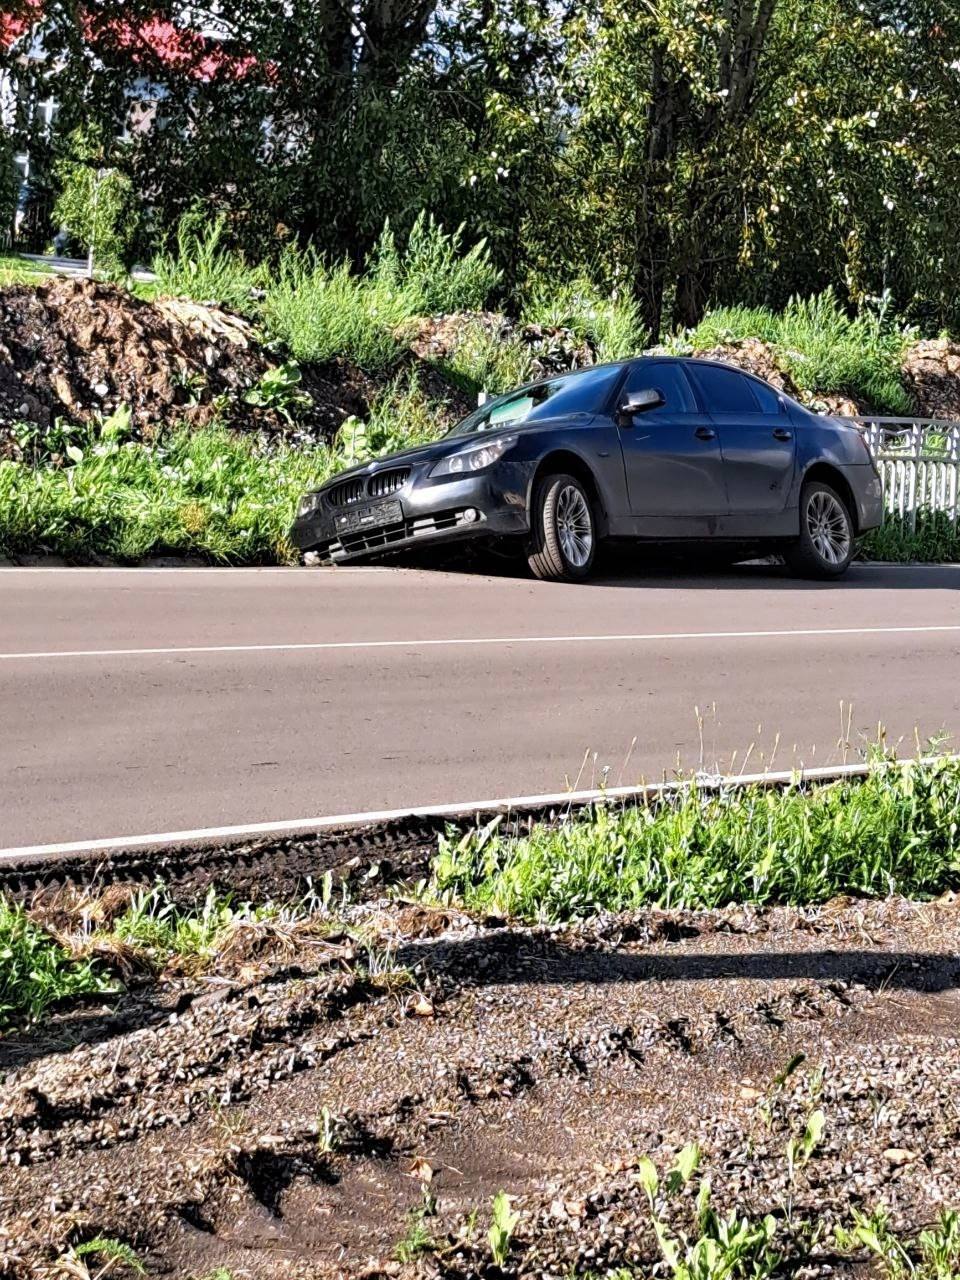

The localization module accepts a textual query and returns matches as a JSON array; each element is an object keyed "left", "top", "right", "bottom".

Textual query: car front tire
[
  {"left": 526, "top": 473, "right": 597, "bottom": 582},
  {"left": 785, "top": 480, "right": 855, "bottom": 579}
]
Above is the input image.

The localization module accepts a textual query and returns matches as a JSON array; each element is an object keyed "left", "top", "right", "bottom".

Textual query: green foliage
[
  {"left": 430, "top": 756, "right": 960, "bottom": 921},
  {"left": 71, "top": 1236, "right": 145, "bottom": 1277},
  {"left": 334, "top": 372, "right": 444, "bottom": 465},
  {"left": 243, "top": 362, "right": 311, "bottom": 423},
  {"left": 153, "top": 211, "right": 267, "bottom": 315},
  {"left": 488, "top": 1190, "right": 520, "bottom": 1267},
  {"left": 862, "top": 512, "right": 960, "bottom": 564},
  {"left": 523, "top": 277, "right": 647, "bottom": 361},
  {"left": 837, "top": 1209, "right": 960, "bottom": 1279},
  {"left": 53, "top": 129, "right": 142, "bottom": 276},
  {"left": 681, "top": 290, "right": 914, "bottom": 414},
  {"left": 632, "top": 1144, "right": 783, "bottom": 1280},
  {"left": 371, "top": 212, "right": 502, "bottom": 315},
  {"left": 0, "top": 897, "right": 115, "bottom": 1028},
  {"left": 0, "top": 126, "right": 17, "bottom": 241},
  {"left": 436, "top": 320, "right": 536, "bottom": 399},
  {"left": 263, "top": 249, "right": 405, "bottom": 372},
  {"left": 0, "top": 426, "right": 337, "bottom": 564},
  {"left": 109, "top": 886, "right": 238, "bottom": 965}
]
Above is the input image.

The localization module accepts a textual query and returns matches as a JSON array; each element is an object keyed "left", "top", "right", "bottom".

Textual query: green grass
[
  {"left": 862, "top": 511, "right": 960, "bottom": 563},
  {"left": 429, "top": 755, "right": 960, "bottom": 921},
  {"left": 0, "top": 898, "right": 115, "bottom": 1028},
  {"left": 0, "top": 253, "right": 55, "bottom": 287},
  {"left": 0, "top": 426, "right": 339, "bottom": 563},
  {"left": 680, "top": 289, "right": 914, "bottom": 414},
  {"left": 152, "top": 213, "right": 268, "bottom": 316},
  {"left": 521, "top": 276, "right": 647, "bottom": 361}
]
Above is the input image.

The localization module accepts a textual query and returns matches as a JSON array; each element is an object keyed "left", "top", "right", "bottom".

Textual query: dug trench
[{"left": 1, "top": 887, "right": 959, "bottom": 1277}]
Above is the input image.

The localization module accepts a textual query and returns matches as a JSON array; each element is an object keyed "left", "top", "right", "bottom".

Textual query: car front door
[
  {"left": 687, "top": 363, "right": 797, "bottom": 522},
  {"left": 617, "top": 359, "right": 729, "bottom": 535}
]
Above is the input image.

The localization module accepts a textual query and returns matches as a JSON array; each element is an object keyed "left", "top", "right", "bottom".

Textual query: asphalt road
[{"left": 2, "top": 562, "right": 960, "bottom": 852}]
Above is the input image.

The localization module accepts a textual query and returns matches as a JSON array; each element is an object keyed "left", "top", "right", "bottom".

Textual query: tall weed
[
  {"left": 153, "top": 211, "right": 267, "bottom": 316},
  {"left": 370, "top": 212, "right": 502, "bottom": 315}
]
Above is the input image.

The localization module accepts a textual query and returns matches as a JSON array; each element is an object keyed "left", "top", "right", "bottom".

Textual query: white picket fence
[{"left": 854, "top": 417, "right": 960, "bottom": 529}]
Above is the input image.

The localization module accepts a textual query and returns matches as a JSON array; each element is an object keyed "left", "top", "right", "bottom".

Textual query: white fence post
[{"left": 854, "top": 417, "right": 960, "bottom": 528}]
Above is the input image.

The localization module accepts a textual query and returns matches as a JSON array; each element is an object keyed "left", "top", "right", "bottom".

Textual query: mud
[{"left": 1, "top": 894, "right": 958, "bottom": 1277}]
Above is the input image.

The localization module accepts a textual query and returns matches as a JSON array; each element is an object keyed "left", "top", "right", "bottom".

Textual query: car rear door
[
  {"left": 687, "top": 363, "right": 796, "bottom": 517},
  {"left": 617, "top": 359, "right": 729, "bottom": 534}
]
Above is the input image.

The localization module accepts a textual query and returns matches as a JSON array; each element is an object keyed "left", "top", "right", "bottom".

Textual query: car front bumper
[{"left": 290, "top": 463, "right": 532, "bottom": 563}]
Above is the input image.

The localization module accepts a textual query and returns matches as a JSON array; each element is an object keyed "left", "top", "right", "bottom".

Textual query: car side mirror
[{"left": 621, "top": 387, "right": 665, "bottom": 416}]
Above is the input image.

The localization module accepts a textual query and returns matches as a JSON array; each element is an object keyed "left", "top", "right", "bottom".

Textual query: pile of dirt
[
  {"left": 406, "top": 312, "right": 596, "bottom": 379},
  {"left": 0, "top": 279, "right": 472, "bottom": 458},
  {"left": 0, "top": 277, "right": 271, "bottom": 437},
  {"left": 902, "top": 338, "right": 960, "bottom": 420},
  {"left": 1, "top": 891, "right": 958, "bottom": 1278}
]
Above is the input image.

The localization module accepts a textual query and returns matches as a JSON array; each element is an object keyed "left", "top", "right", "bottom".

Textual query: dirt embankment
[
  {"left": 0, "top": 279, "right": 473, "bottom": 455},
  {"left": 1, "top": 886, "right": 958, "bottom": 1278}
]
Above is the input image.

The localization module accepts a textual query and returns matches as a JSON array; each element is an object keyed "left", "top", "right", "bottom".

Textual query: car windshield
[{"left": 447, "top": 364, "right": 625, "bottom": 436}]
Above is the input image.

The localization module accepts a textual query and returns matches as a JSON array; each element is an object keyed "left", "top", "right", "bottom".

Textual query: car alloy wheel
[
  {"left": 806, "top": 489, "right": 851, "bottom": 566},
  {"left": 526, "top": 472, "right": 598, "bottom": 581},
  {"left": 555, "top": 483, "right": 594, "bottom": 569}
]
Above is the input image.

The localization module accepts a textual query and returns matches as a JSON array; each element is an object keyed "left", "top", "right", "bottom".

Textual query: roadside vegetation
[
  {"left": 0, "top": 215, "right": 957, "bottom": 566},
  {"left": 430, "top": 754, "right": 960, "bottom": 920}
]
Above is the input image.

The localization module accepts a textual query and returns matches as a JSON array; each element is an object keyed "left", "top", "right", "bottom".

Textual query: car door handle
[
  {"left": 772, "top": 427, "right": 793, "bottom": 442},
  {"left": 695, "top": 426, "right": 717, "bottom": 441}
]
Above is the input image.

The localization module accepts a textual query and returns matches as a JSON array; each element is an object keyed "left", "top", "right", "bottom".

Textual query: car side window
[
  {"left": 749, "top": 378, "right": 785, "bottom": 414},
  {"left": 689, "top": 363, "right": 763, "bottom": 413},
  {"left": 621, "top": 361, "right": 697, "bottom": 414}
]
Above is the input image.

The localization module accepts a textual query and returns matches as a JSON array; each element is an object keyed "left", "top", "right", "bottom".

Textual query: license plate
[{"left": 335, "top": 499, "right": 402, "bottom": 534}]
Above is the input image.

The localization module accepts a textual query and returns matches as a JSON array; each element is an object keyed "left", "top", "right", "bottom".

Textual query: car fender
[{"left": 509, "top": 418, "right": 628, "bottom": 535}]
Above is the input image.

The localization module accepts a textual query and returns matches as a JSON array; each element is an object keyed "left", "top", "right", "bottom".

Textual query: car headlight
[
  {"left": 430, "top": 435, "right": 516, "bottom": 478},
  {"left": 297, "top": 492, "right": 320, "bottom": 518}
]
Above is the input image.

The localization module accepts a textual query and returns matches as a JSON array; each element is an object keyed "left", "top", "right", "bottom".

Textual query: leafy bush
[
  {"left": 153, "top": 210, "right": 267, "bottom": 315},
  {"left": 0, "top": 897, "right": 114, "bottom": 1027},
  {"left": 523, "top": 277, "right": 647, "bottom": 361},
  {"left": 53, "top": 130, "right": 143, "bottom": 277},
  {"left": 861, "top": 511, "right": 960, "bottom": 563},
  {"left": 371, "top": 212, "right": 502, "bottom": 315},
  {"left": 683, "top": 289, "right": 913, "bottom": 414},
  {"left": 431, "top": 755, "right": 960, "bottom": 921},
  {"left": 263, "top": 249, "right": 405, "bottom": 372}
]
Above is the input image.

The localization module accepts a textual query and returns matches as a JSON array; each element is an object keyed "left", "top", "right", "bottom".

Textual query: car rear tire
[
  {"left": 526, "top": 473, "right": 597, "bottom": 582},
  {"left": 785, "top": 480, "right": 854, "bottom": 579}
]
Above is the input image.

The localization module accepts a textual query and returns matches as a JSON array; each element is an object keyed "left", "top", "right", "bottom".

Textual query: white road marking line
[
  {"left": 2, "top": 623, "right": 960, "bottom": 662},
  {"left": 2, "top": 757, "right": 951, "bottom": 861}
]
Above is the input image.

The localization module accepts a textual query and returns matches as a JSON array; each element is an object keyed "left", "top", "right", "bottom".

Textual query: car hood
[{"left": 316, "top": 430, "right": 514, "bottom": 490}]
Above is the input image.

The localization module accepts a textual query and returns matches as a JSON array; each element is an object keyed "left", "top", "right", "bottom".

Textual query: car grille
[
  {"left": 326, "top": 477, "right": 366, "bottom": 507},
  {"left": 318, "top": 509, "right": 475, "bottom": 560},
  {"left": 325, "top": 467, "right": 411, "bottom": 508},
  {"left": 368, "top": 467, "right": 410, "bottom": 499}
]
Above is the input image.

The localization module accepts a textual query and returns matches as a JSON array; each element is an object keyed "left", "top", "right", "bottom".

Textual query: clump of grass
[
  {"left": 682, "top": 289, "right": 914, "bottom": 414},
  {"left": 522, "top": 277, "right": 647, "bottom": 361},
  {"left": 0, "top": 897, "right": 115, "bottom": 1028},
  {"left": 430, "top": 755, "right": 960, "bottom": 921},
  {"left": 862, "top": 511, "right": 960, "bottom": 563},
  {"left": 0, "top": 253, "right": 54, "bottom": 287},
  {"left": 152, "top": 211, "right": 267, "bottom": 316},
  {"left": 838, "top": 1209, "right": 960, "bottom": 1279},
  {"left": 0, "top": 426, "right": 338, "bottom": 564},
  {"left": 370, "top": 212, "right": 502, "bottom": 316},
  {"left": 263, "top": 250, "right": 406, "bottom": 372},
  {"left": 436, "top": 319, "right": 536, "bottom": 399}
]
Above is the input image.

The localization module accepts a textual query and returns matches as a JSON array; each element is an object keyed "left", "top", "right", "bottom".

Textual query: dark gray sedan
[{"left": 291, "top": 357, "right": 883, "bottom": 582}]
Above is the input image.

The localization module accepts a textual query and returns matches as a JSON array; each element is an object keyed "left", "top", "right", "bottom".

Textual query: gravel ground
[{"left": 1, "top": 895, "right": 958, "bottom": 1277}]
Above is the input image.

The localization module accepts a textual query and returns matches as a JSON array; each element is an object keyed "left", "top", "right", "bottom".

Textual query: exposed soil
[
  {"left": 0, "top": 279, "right": 472, "bottom": 457},
  {"left": 1, "top": 892, "right": 958, "bottom": 1277},
  {"left": 901, "top": 339, "right": 960, "bottom": 421},
  {"left": 405, "top": 313, "right": 597, "bottom": 380}
]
